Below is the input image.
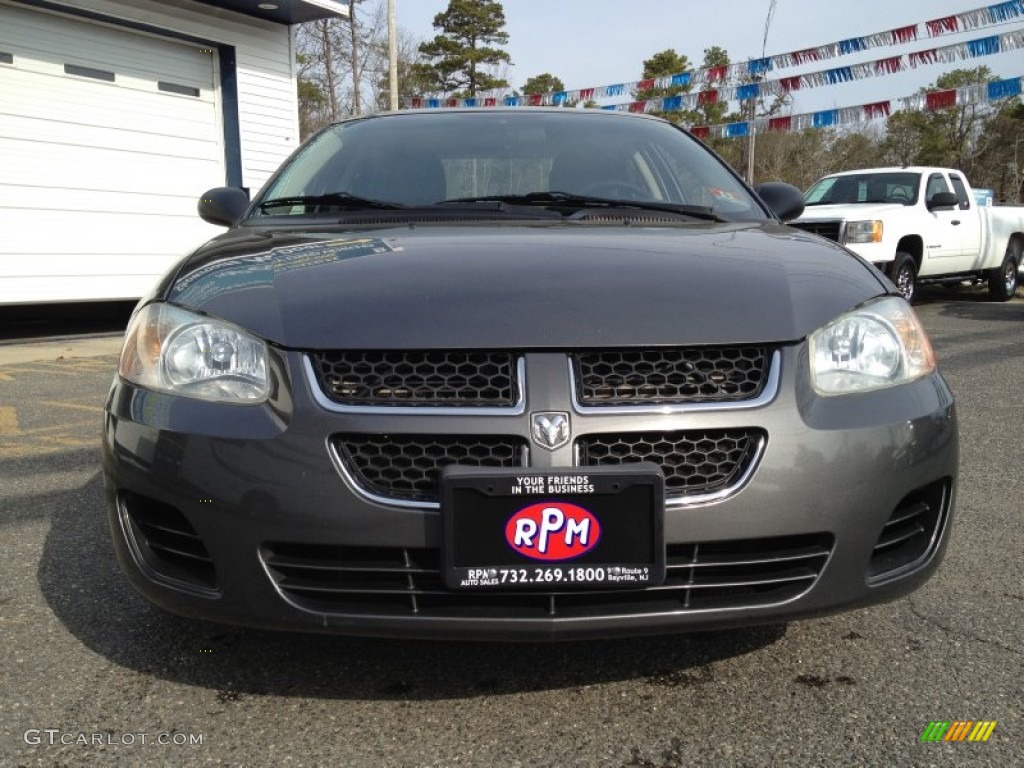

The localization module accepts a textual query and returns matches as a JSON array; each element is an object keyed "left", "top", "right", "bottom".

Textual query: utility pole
[
  {"left": 748, "top": 0, "right": 777, "bottom": 185},
  {"left": 745, "top": 88, "right": 757, "bottom": 184},
  {"left": 388, "top": 0, "right": 398, "bottom": 110}
]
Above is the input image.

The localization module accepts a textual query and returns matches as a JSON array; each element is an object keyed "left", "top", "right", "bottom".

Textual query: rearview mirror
[
  {"left": 198, "top": 187, "right": 250, "bottom": 227},
  {"left": 754, "top": 182, "right": 806, "bottom": 222}
]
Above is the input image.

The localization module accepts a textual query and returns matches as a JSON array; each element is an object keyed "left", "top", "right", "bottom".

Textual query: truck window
[
  {"left": 949, "top": 174, "right": 971, "bottom": 210},
  {"left": 925, "top": 174, "right": 950, "bottom": 202}
]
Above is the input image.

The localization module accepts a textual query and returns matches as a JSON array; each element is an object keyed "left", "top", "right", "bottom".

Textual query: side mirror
[
  {"left": 198, "top": 187, "right": 250, "bottom": 227},
  {"left": 754, "top": 182, "right": 806, "bottom": 222},
  {"left": 927, "top": 191, "right": 958, "bottom": 210}
]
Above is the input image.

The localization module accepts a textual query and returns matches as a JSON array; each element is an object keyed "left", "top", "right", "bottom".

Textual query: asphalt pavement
[{"left": 1, "top": 292, "right": 1022, "bottom": 767}]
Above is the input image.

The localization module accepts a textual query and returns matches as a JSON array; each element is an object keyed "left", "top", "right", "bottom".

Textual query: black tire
[
  {"left": 889, "top": 253, "right": 917, "bottom": 303},
  {"left": 987, "top": 241, "right": 1020, "bottom": 302}
]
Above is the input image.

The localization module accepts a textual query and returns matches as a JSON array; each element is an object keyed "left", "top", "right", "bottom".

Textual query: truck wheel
[
  {"left": 889, "top": 253, "right": 917, "bottom": 303},
  {"left": 987, "top": 242, "right": 1020, "bottom": 302}
]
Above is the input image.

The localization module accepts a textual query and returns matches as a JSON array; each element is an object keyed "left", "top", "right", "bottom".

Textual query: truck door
[
  {"left": 924, "top": 173, "right": 970, "bottom": 272},
  {"left": 948, "top": 173, "right": 983, "bottom": 267}
]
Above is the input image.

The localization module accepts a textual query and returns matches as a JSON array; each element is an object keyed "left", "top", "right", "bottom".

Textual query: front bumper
[{"left": 102, "top": 346, "right": 958, "bottom": 640}]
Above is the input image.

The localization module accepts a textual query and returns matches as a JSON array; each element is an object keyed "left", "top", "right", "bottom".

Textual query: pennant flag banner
[
  {"left": 685, "top": 76, "right": 1022, "bottom": 140},
  {"left": 408, "top": 2, "right": 1024, "bottom": 109},
  {"left": 408, "top": 28, "right": 1024, "bottom": 113},
  {"left": 593, "top": 29, "right": 1024, "bottom": 116}
]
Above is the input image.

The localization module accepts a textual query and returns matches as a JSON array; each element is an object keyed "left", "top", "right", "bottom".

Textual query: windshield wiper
[
  {"left": 257, "top": 193, "right": 406, "bottom": 213},
  {"left": 441, "top": 191, "right": 728, "bottom": 221}
]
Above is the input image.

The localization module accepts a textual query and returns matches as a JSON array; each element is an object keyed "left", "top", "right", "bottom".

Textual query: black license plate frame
[{"left": 441, "top": 464, "right": 665, "bottom": 591}]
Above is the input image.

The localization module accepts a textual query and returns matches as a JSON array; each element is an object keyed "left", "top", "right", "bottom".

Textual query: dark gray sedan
[{"left": 103, "top": 109, "right": 957, "bottom": 640}]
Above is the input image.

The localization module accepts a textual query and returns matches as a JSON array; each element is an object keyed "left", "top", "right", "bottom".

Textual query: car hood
[
  {"left": 797, "top": 202, "right": 907, "bottom": 220},
  {"left": 164, "top": 222, "right": 888, "bottom": 349}
]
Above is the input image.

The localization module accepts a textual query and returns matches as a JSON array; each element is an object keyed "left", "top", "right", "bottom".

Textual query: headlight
[
  {"left": 809, "top": 296, "right": 935, "bottom": 395},
  {"left": 845, "top": 220, "right": 883, "bottom": 244},
  {"left": 119, "top": 303, "right": 269, "bottom": 402}
]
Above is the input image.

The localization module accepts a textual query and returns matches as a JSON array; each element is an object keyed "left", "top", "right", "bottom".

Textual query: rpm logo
[{"left": 505, "top": 502, "right": 601, "bottom": 561}]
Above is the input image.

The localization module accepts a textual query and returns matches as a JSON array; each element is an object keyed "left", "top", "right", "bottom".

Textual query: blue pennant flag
[
  {"left": 726, "top": 122, "right": 750, "bottom": 137},
  {"left": 552, "top": 91, "right": 568, "bottom": 105},
  {"left": 988, "top": 1, "right": 1024, "bottom": 22},
  {"left": 504, "top": 96, "right": 519, "bottom": 106},
  {"left": 605, "top": 84, "right": 625, "bottom": 97},
  {"left": 825, "top": 67, "right": 855, "bottom": 85},
  {"left": 670, "top": 73, "right": 691, "bottom": 87},
  {"left": 737, "top": 83, "right": 760, "bottom": 101},
  {"left": 662, "top": 95, "right": 683, "bottom": 111},
  {"left": 601, "top": 104, "right": 617, "bottom": 110},
  {"left": 839, "top": 38, "right": 867, "bottom": 55},
  {"left": 463, "top": 98, "right": 477, "bottom": 108},
  {"left": 988, "top": 77, "right": 1022, "bottom": 99},
  {"left": 813, "top": 110, "right": 839, "bottom": 128},
  {"left": 967, "top": 36, "right": 1000, "bottom": 57},
  {"left": 747, "top": 58, "right": 771, "bottom": 75},
  {"left": 427, "top": 99, "right": 440, "bottom": 109}
]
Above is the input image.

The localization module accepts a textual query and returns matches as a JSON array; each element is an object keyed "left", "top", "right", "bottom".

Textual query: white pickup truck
[{"left": 790, "top": 167, "right": 1024, "bottom": 302}]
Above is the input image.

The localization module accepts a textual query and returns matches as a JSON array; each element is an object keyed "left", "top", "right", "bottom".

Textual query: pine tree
[{"left": 417, "top": 0, "right": 512, "bottom": 97}]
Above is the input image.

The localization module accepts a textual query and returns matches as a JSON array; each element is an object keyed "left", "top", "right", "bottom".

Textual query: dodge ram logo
[{"left": 531, "top": 412, "right": 570, "bottom": 451}]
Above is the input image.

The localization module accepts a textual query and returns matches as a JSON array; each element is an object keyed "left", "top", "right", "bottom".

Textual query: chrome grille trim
[
  {"left": 574, "top": 434, "right": 766, "bottom": 509},
  {"left": 327, "top": 437, "right": 530, "bottom": 510},
  {"left": 304, "top": 355, "right": 527, "bottom": 415}
]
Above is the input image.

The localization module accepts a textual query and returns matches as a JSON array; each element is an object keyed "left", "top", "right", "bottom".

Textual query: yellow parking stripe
[{"left": 40, "top": 400, "right": 105, "bottom": 413}]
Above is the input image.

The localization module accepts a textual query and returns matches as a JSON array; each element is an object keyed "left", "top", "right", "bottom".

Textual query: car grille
[
  {"left": 334, "top": 434, "right": 528, "bottom": 503},
  {"left": 577, "top": 429, "right": 765, "bottom": 498},
  {"left": 868, "top": 479, "right": 950, "bottom": 581},
  {"left": 119, "top": 492, "right": 217, "bottom": 591},
  {"left": 310, "top": 350, "right": 519, "bottom": 406},
  {"left": 572, "top": 347, "right": 772, "bottom": 405},
  {"left": 788, "top": 219, "right": 842, "bottom": 243},
  {"left": 262, "top": 533, "right": 833, "bottom": 617}
]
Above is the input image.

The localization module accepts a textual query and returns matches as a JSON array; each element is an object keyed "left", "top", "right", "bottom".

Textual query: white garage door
[{"left": 0, "top": 3, "right": 226, "bottom": 303}]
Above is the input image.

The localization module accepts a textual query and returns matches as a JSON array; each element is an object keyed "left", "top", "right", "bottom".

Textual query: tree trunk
[
  {"left": 320, "top": 20, "right": 340, "bottom": 122},
  {"left": 348, "top": 0, "right": 361, "bottom": 114}
]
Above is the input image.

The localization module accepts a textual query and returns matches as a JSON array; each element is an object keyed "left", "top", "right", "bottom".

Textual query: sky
[{"left": 389, "top": 0, "right": 1024, "bottom": 119}]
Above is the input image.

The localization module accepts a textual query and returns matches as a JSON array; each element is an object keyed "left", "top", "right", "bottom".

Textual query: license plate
[{"left": 441, "top": 464, "right": 665, "bottom": 590}]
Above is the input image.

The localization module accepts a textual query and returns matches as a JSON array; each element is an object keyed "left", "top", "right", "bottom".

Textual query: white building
[{"left": 0, "top": 0, "right": 347, "bottom": 304}]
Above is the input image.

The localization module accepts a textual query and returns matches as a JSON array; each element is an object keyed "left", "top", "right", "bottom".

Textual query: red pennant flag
[
  {"left": 875, "top": 57, "right": 903, "bottom": 75},
  {"left": 528, "top": 93, "right": 543, "bottom": 106},
  {"left": 910, "top": 49, "right": 939, "bottom": 67},
  {"left": 484, "top": 97, "right": 496, "bottom": 107},
  {"left": 780, "top": 76, "right": 802, "bottom": 92},
  {"left": 446, "top": 98, "right": 458, "bottom": 108},
  {"left": 926, "top": 16, "right": 958, "bottom": 36},
  {"left": 768, "top": 116, "right": 792, "bottom": 133},
  {"left": 791, "top": 49, "right": 819, "bottom": 65},
  {"left": 691, "top": 126, "right": 710, "bottom": 139},
  {"left": 636, "top": 78, "right": 655, "bottom": 92},
  {"left": 707, "top": 66, "right": 728, "bottom": 82},
  {"left": 925, "top": 89, "right": 957, "bottom": 111},
  {"left": 580, "top": 88, "right": 595, "bottom": 101},
  {"left": 628, "top": 101, "right": 645, "bottom": 113},
  {"left": 698, "top": 89, "right": 718, "bottom": 105},
  {"left": 891, "top": 25, "right": 918, "bottom": 44},
  {"left": 410, "top": 98, "right": 422, "bottom": 109},
  {"left": 863, "top": 101, "right": 891, "bottom": 119}
]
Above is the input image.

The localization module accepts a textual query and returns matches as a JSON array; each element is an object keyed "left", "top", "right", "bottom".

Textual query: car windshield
[
  {"left": 804, "top": 172, "right": 920, "bottom": 206},
  {"left": 252, "top": 111, "right": 768, "bottom": 222}
]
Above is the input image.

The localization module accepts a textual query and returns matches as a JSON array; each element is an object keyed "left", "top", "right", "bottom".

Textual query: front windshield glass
[
  {"left": 804, "top": 172, "right": 920, "bottom": 206},
  {"left": 253, "top": 111, "right": 768, "bottom": 221}
]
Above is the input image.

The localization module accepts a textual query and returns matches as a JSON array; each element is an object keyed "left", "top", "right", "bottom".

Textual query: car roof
[{"left": 333, "top": 107, "right": 671, "bottom": 126}]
